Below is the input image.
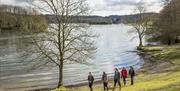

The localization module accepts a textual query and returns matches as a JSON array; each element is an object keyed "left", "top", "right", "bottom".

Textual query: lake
[{"left": 0, "top": 24, "right": 143, "bottom": 91}]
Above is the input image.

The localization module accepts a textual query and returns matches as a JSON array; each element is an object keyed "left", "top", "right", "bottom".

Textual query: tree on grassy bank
[
  {"left": 128, "top": 3, "right": 152, "bottom": 47},
  {"left": 148, "top": 0, "right": 180, "bottom": 45},
  {"left": 30, "top": 0, "right": 96, "bottom": 88}
]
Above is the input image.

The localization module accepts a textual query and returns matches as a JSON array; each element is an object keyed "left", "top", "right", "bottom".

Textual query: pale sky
[{"left": 0, "top": 0, "right": 163, "bottom": 16}]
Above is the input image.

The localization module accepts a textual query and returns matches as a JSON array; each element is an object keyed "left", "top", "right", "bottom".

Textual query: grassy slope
[{"left": 52, "top": 45, "right": 180, "bottom": 91}]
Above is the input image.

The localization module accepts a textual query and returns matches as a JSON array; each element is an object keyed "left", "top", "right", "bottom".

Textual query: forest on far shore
[{"left": 0, "top": 5, "right": 47, "bottom": 33}]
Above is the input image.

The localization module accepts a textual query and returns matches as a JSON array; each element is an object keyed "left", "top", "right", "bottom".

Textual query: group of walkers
[{"left": 88, "top": 66, "right": 135, "bottom": 91}]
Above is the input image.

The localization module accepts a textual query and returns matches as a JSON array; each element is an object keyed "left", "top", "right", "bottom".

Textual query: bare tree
[
  {"left": 29, "top": 0, "right": 96, "bottom": 87},
  {"left": 129, "top": 3, "right": 151, "bottom": 47}
]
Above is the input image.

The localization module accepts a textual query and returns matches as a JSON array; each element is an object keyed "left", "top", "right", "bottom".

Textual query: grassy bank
[{"left": 52, "top": 45, "right": 180, "bottom": 91}]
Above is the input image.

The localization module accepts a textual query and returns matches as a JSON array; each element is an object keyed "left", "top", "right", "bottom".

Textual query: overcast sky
[{"left": 0, "top": 0, "right": 163, "bottom": 16}]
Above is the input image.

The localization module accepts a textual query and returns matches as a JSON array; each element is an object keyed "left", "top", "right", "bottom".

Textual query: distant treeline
[
  {"left": 0, "top": 4, "right": 156, "bottom": 31},
  {"left": 0, "top": 5, "right": 48, "bottom": 33},
  {"left": 45, "top": 13, "right": 156, "bottom": 24}
]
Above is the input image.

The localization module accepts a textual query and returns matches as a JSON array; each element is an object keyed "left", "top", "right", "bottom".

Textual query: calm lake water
[{"left": 0, "top": 24, "right": 143, "bottom": 91}]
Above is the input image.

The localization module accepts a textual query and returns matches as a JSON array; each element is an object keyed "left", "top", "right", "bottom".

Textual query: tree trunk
[
  {"left": 57, "top": 59, "right": 63, "bottom": 88},
  {"left": 175, "top": 36, "right": 179, "bottom": 43},
  {"left": 139, "top": 36, "right": 143, "bottom": 47},
  {"left": 168, "top": 39, "right": 171, "bottom": 45},
  {"left": 0, "top": 24, "right": 1, "bottom": 32}
]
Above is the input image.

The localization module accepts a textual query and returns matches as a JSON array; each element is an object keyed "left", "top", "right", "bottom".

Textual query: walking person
[
  {"left": 129, "top": 66, "right": 135, "bottom": 85},
  {"left": 88, "top": 72, "right": 94, "bottom": 91},
  {"left": 113, "top": 68, "right": 121, "bottom": 89},
  {"left": 102, "top": 72, "right": 108, "bottom": 91},
  {"left": 121, "top": 67, "right": 128, "bottom": 86}
]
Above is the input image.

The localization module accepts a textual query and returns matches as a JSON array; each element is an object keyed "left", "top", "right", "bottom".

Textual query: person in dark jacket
[
  {"left": 121, "top": 67, "right": 128, "bottom": 86},
  {"left": 88, "top": 72, "right": 94, "bottom": 91},
  {"left": 102, "top": 72, "right": 108, "bottom": 91},
  {"left": 113, "top": 68, "right": 121, "bottom": 89},
  {"left": 129, "top": 66, "right": 135, "bottom": 85}
]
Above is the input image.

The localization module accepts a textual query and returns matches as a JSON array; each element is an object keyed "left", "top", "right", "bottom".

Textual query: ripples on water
[{"left": 0, "top": 24, "right": 143, "bottom": 91}]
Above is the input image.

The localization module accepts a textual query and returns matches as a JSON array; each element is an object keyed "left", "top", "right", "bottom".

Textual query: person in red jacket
[{"left": 121, "top": 67, "right": 128, "bottom": 86}]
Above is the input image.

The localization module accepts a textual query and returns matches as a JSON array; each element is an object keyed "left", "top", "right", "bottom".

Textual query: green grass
[
  {"left": 51, "top": 86, "right": 67, "bottom": 91},
  {"left": 52, "top": 45, "right": 180, "bottom": 91},
  {"left": 171, "top": 59, "right": 180, "bottom": 65},
  {"left": 148, "top": 83, "right": 180, "bottom": 91},
  {"left": 141, "top": 45, "right": 180, "bottom": 64},
  {"left": 140, "top": 46, "right": 164, "bottom": 51}
]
